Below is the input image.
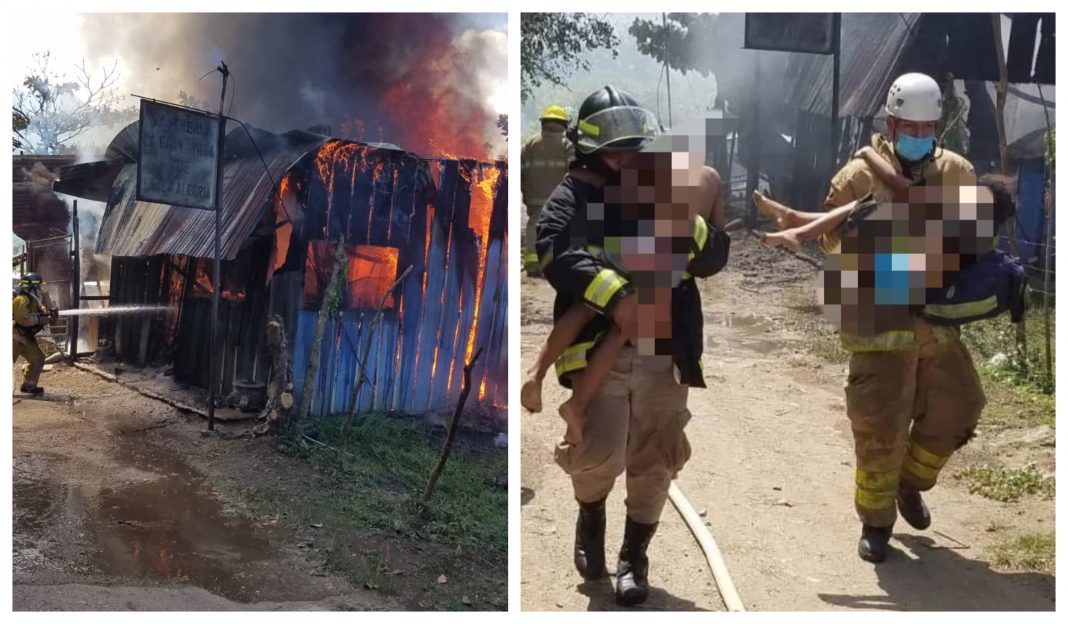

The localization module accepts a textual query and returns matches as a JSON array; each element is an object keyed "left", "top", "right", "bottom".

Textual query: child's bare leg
[
  {"left": 752, "top": 190, "right": 819, "bottom": 230},
  {"left": 759, "top": 199, "right": 861, "bottom": 253},
  {"left": 759, "top": 228, "right": 803, "bottom": 253},
  {"left": 559, "top": 326, "right": 626, "bottom": 445},
  {"left": 522, "top": 303, "right": 598, "bottom": 413}
]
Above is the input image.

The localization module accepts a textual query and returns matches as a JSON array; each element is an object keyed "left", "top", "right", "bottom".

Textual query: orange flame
[
  {"left": 346, "top": 245, "right": 399, "bottom": 309},
  {"left": 378, "top": 29, "right": 491, "bottom": 160},
  {"left": 464, "top": 165, "right": 499, "bottom": 363}
]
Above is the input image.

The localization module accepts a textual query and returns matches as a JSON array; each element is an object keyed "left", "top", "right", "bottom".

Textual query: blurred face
[
  {"left": 600, "top": 150, "right": 637, "bottom": 172},
  {"left": 887, "top": 116, "right": 937, "bottom": 141},
  {"left": 541, "top": 120, "right": 567, "bottom": 133}
]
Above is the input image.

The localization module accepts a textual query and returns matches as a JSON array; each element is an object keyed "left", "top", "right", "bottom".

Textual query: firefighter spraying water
[{"left": 12, "top": 273, "right": 57, "bottom": 395}]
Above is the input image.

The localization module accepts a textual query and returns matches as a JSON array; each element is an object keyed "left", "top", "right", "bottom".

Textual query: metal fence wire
[{"left": 26, "top": 235, "right": 73, "bottom": 344}]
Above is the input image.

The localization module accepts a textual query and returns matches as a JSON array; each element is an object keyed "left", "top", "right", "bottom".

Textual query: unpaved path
[
  {"left": 12, "top": 365, "right": 397, "bottom": 611},
  {"left": 520, "top": 238, "right": 1055, "bottom": 611}
]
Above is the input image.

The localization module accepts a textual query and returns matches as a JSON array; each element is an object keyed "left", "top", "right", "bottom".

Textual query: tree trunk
[
  {"left": 423, "top": 345, "right": 483, "bottom": 503},
  {"left": 297, "top": 236, "right": 347, "bottom": 427},
  {"left": 254, "top": 313, "right": 293, "bottom": 436},
  {"left": 991, "top": 14, "right": 1028, "bottom": 370}
]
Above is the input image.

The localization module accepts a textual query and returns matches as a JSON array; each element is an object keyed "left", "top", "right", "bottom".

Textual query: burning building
[{"left": 54, "top": 120, "right": 508, "bottom": 417}]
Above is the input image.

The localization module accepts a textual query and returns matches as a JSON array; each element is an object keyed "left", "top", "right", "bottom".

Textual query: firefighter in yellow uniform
[
  {"left": 522, "top": 105, "right": 572, "bottom": 276},
  {"left": 13, "top": 272, "right": 56, "bottom": 395},
  {"left": 820, "top": 73, "right": 985, "bottom": 562}
]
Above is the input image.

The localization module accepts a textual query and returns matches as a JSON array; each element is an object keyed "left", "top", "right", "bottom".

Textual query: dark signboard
[
  {"left": 744, "top": 13, "right": 837, "bottom": 55},
  {"left": 137, "top": 99, "right": 220, "bottom": 210}
]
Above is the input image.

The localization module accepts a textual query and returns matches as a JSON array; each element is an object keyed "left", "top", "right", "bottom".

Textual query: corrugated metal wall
[
  {"left": 103, "top": 140, "right": 507, "bottom": 418},
  {"left": 288, "top": 145, "right": 508, "bottom": 417}
]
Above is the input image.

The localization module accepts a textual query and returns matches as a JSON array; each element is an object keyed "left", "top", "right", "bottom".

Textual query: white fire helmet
[{"left": 884, "top": 73, "right": 943, "bottom": 123}]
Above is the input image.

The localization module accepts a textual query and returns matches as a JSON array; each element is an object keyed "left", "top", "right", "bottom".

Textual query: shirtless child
[
  {"left": 521, "top": 151, "right": 720, "bottom": 445},
  {"left": 750, "top": 148, "right": 1017, "bottom": 334}
]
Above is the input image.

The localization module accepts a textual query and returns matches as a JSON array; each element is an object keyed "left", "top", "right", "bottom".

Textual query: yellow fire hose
[{"left": 668, "top": 481, "right": 746, "bottom": 612}]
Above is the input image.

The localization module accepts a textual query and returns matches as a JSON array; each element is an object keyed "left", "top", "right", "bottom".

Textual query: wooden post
[
  {"left": 208, "top": 62, "right": 230, "bottom": 431},
  {"left": 1042, "top": 174, "right": 1054, "bottom": 389},
  {"left": 991, "top": 14, "right": 1028, "bottom": 371},
  {"left": 831, "top": 13, "right": 841, "bottom": 169},
  {"left": 745, "top": 54, "right": 762, "bottom": 227},
  {"left": 1038, "top": 85, "right": 1054, "bottom": 390},
  {"left": 423, "top": 345, "right": 483, "bottom": 503},
  {"left": 662, "top": 13, "right": 672, "bottom": 128},
  {"left": 69, "top": 199, "right": 81, "bottom": 360},
  {"left": 297, "top": 236, "right": 347, "bottom": 427}
]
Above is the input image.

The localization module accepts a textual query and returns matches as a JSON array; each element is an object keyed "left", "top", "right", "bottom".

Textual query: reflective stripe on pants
[{"left": 845, "top": 318, "right": 984, "bottom": 526}]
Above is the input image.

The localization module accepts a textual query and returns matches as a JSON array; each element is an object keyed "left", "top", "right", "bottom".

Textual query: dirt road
[
  {"left": 12, "top": 365, "right": 397, "bottom": 611},
  {"left": 520, "top": 238, "right": 1055, "bottom": 611}
]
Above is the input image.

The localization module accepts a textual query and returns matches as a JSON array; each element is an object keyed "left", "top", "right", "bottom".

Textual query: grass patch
[
  {"left": 977, "top": 367, "right": 1056, "bottom": 431},
  {"left": 267, "top": 413, "right": 507, "bottom": 609},
  {"left": 991, "top": 532, "right": 1056, "bottom": 574},
  {"left": 287, "top": 414, "right": 507, "bottom": 555},
  {"left": 957, "top": 464, "right": 1055, "bottom": 502},
  {"left": 962, "top": 309, "right": 1055, "bottom": 393}
]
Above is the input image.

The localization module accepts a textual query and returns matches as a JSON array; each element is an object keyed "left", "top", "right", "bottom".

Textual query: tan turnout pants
[
  {"left": 846, "top": 318, "right": 986, "bottom": 527},
  {"left": 13, "top": 333, "right": 45, "bottom": 389},
  {"left": 524, "top": 203, "right": 542, "bottom": 271},
  {"left": 555, "top": 344, "right": 692, "bottom": 524}
]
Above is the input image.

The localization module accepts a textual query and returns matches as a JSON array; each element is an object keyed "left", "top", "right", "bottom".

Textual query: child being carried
[{"left": 522, "top": 150, "right": 717, "bottom": 445}]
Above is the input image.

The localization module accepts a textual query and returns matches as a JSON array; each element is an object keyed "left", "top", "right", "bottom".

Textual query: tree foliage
[
  {"left": 176, "top": 90, "right": 211, "bottom": 112},
  {"left": 628, "top": 13, "right": 720, "bottom": 76},
  {"left": 938, "top": 73, "right": 970, "bottom": 154},
  {"left": 12, "top": 51, "right": 135, "bottom": 154},
  {"left": 520, "top": 13, "right": 619, "bottom": 104}
]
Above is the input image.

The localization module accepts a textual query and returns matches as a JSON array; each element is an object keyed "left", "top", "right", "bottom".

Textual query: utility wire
[{"left": 228, "top": 117, "right": 298, "bottom": 228}]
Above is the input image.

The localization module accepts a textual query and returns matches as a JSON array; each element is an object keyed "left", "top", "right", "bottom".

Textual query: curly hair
[{"left": 978, "top": 173, "right": 1017, "bottom": 229}]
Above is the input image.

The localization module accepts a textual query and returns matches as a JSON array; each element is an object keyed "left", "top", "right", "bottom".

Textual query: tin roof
[{"left": 55, "top": 122, "right": 331, "bottom": 259}]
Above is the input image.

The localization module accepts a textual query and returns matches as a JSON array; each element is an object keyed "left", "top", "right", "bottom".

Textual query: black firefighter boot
[
  {"left": 19, "top": 384, "right": 43, "bottom": 396},
  {"left": 858, "top": 524, "right": 893, "bottom": 563},
  {"left": 574, "top": 498, "right": 607, "bottom": 580},
  {"left": 897, "top": 484, "right": 931, "bottom": 530},
  {"left": 615, "top": 518, "right": 658, "bottom": 606}
]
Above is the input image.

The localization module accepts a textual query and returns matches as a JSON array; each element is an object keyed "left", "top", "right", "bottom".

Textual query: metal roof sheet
[
  {"left": 782, "top": 13, "right": 918, "bottom": 118},
  {"left": 56, "top": 122, "right": 330, "bottom": 259}
]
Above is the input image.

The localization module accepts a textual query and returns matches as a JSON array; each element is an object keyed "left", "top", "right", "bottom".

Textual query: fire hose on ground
[{"left": 668, "top": 481, "right": 746, "bottom": 612}]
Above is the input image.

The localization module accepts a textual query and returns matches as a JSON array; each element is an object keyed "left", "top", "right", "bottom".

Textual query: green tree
[
  {"left": 520, "top": 13, "right": 619, "bottom": 104},
  {"left": 628, "top": 13, "right": 720, "bottom": 76},
  {"left": 938, "top": 73, "right": 969, "bottom": 154}
]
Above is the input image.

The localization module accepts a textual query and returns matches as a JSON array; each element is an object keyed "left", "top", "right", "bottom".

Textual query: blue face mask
[{"left": 894, "top": 133, "right": 936, "bottom": 162}]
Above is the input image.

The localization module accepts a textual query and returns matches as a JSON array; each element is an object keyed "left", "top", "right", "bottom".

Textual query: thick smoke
[{"left": 79, "top": 13, "right": 506, "bottom": 160}]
